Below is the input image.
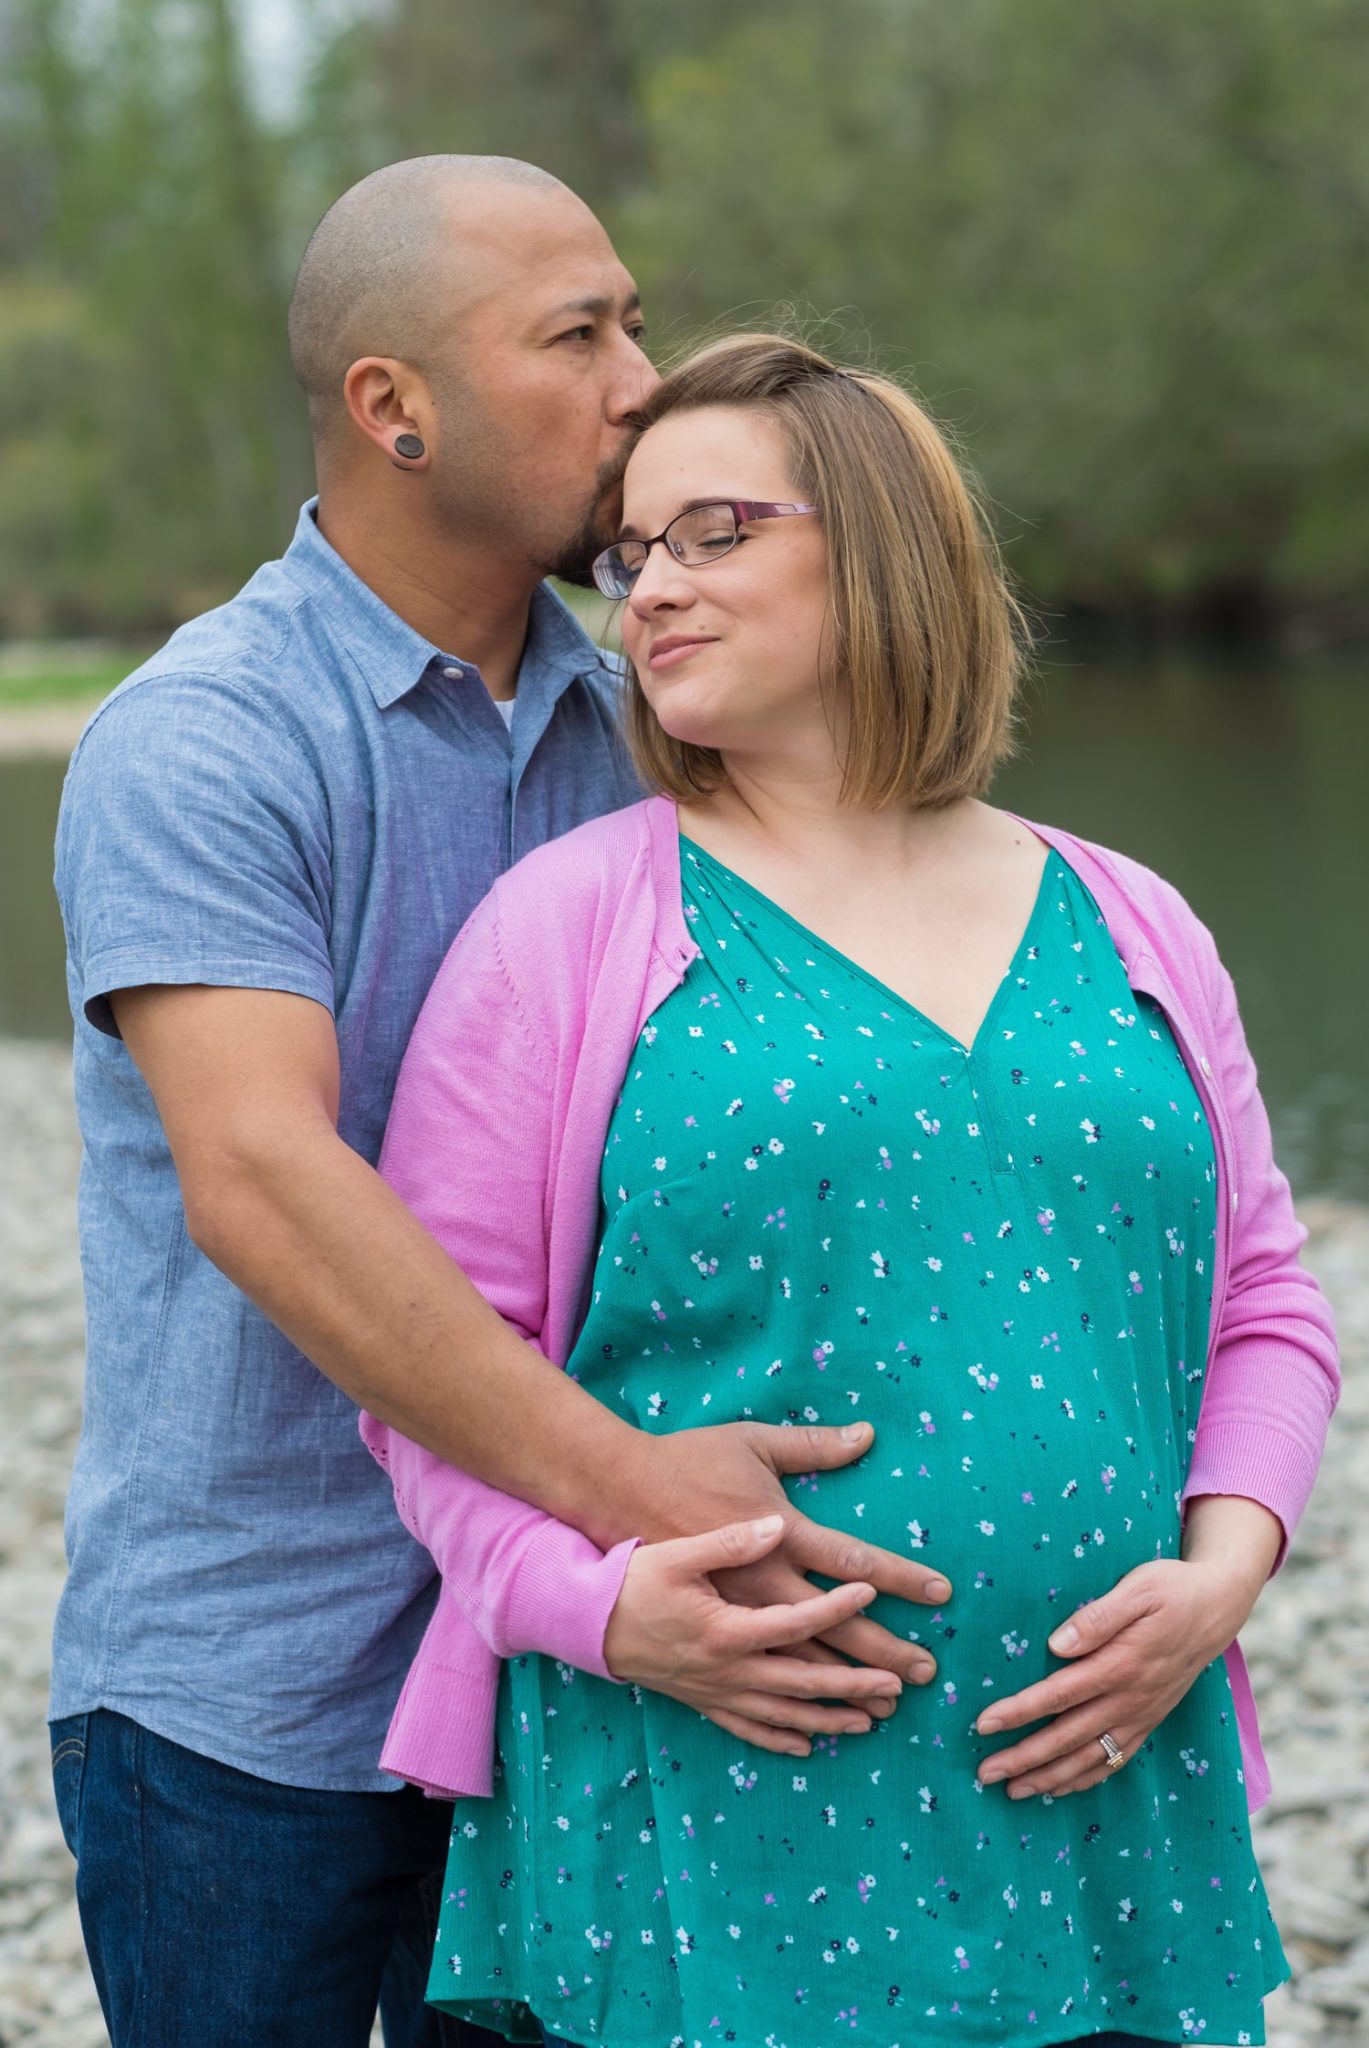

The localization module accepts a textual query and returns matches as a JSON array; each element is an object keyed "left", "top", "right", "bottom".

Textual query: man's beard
[{"left": 541, "top": 448, "right": 631, "bottom": 586}]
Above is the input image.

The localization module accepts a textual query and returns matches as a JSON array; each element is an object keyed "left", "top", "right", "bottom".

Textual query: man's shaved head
[
  {"left": 286, "top": 152, "right": 654, "bottom": 585},
  {"left": 288, "top": 154, "right": 569, "bottom": 441}
]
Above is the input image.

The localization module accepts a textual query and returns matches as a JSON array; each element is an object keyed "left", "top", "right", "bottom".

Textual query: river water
[{"left": 2, "top": 647, "right": 1365, "bottom": 1199}]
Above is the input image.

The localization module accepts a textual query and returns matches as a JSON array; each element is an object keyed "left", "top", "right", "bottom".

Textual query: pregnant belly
[
  {"left": 586, "top": 1325, "right": 1187, "bottom": 1683},
  {"left": 779, "top": 1394, "right": 1185, "bottom": 1706}
]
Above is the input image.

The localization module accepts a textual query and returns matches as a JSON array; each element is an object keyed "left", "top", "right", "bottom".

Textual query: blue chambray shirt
[{"left": 51, "top": 500, "right": 642, "bottom": 1790}]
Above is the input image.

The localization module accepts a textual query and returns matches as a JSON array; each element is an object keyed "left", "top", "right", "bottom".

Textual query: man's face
[{"left": 424, "top": 187, "right": 659, "bottom": 579}]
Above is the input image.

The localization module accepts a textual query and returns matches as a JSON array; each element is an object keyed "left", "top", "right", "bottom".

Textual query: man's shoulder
[{"left": 71, "top": 560, "right": 325, "bottom": 766}]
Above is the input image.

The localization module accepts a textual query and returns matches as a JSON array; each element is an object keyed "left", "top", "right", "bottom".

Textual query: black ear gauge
[{"left": 393, "top": 432, "right": 426, "bottom": 461}]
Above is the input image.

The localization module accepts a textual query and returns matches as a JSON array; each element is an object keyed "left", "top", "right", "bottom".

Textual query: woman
[{"left": 364, "top": 336, "right": 1339, "bottom": 2047}]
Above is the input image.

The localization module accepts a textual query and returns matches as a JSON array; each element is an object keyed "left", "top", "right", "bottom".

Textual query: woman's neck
[{"left": 680, "top": 765, "right": 975, "bottom": 880}]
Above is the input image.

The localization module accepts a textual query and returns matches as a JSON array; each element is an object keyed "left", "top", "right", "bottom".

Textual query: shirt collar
[{"left": 281, "top": 498, "right": 605, "bottom": 711}]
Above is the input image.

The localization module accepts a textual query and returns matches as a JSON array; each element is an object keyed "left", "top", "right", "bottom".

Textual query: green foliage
[
  {"left": 0, "top": 651, "right": 136, "bottom": 708},
  {"left": 1, "top": 0, "right": 1365, "bottom": 637}
]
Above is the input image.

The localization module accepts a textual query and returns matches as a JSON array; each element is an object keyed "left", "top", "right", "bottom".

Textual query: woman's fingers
[
  {"left": 1044, "top": 1569, "right": 1158, "bottom": 1659},
  {"left": 604, "top": 1523, "right": 905, "bottom": 1711},
  {"left": 718, "top": 1577, "right": 882, "bottom": 1656},
  {"left": 979, "top": 1698, "right": 1133, "bottom": 1787},
  {"left": 784, "top": 1637, "right": 847, "bottom": 1665},
  {"left": 996, "top": 1728, "right": 1147, "bottom": 1801},
  {"left": 700, "top": 1707, "right": 813, "bottom": 1758},
  {"left": 974, "top": 1650, "right": 1127, "bottom": 1735},
  {"left": 717, "top": 1650, "right": 901, "bottom": 1703},
  {"left": 663, "top": 1511, "right": 792, "bottom": 1576},
  {"left": 759, "top": 1639, "right": 901, "bottom": 1716},
  {"left": 714, "top": 1542, "right": 938, "bottom": 1685},
  {"left": 718, "top": 1691, "right": 879, "bottom": 1738}
]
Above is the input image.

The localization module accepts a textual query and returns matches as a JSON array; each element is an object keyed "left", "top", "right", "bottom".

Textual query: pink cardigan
[{"left": 362, "top": 795, "right": 1339, "bottom": 1808}]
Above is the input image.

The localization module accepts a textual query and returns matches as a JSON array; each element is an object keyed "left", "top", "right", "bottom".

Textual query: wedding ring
[{"left": 1097, "top": 1731, "right": 1126, "bottom": 1771}]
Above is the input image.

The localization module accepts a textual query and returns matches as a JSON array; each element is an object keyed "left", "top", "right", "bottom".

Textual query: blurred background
[
  {"left": 1, "top": 0, "right": 1367, "bottom": 1193},
  {"left": 0, "top": 2, "right": 1367, "bottom": 2043}
]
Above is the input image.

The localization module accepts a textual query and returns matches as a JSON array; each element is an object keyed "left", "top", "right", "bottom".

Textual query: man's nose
[{"left": 608, "top": 331, "right": 660, "bottom": 422}]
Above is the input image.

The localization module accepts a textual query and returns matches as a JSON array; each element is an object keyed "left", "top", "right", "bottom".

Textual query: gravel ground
[{"left": 1, "top": 1038, "right": 1365, "bottom": 2047}]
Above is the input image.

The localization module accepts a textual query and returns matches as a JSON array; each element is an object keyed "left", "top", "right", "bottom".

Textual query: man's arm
[
  {"left": 112, "top": 982, "right": 643, "bottom": 1509},
  {"left": 113, "top": 981, "right": 945, "bottom": 1686}
]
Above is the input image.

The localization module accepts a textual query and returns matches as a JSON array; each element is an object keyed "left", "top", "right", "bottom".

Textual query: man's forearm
[{"left": 189, "top": 1120, "right": 646, "bottom": 1544}]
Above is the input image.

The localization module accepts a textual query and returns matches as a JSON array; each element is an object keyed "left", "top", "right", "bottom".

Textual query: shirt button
[
  {"left": 1232, "top": 1190, "right": 1240, "bottom": 1212},
  {"left": 1199, "top": 1055, "right": 1212, "bottom": 1077},
  {"left": 442, "top": 665, "right": 462, "bottom": 679}
]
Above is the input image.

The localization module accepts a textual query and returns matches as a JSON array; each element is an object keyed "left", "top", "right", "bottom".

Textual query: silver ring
[{"left": 1098, "top": 1731, "right": 1126, "bottom": 1771}]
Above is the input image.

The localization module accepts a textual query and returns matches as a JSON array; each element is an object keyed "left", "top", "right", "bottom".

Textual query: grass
[
  {"left": 551, "top": 583, "right": 623, "bottom": 655},
  {"left": 0, "top": 648, "right": 142, "bottom": 711}
]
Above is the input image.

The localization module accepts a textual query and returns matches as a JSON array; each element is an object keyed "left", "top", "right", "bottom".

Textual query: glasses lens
[
  {"left": 667, "top": 503, "right": 740, "bottom": 564},
  {"left": 591, "top": 544, "right": 642, "bottom": 600}
]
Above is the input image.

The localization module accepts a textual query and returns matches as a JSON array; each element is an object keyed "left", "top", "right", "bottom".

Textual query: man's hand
[
  {"left": 973, "top": 1498, "right": 1282, "bottom": 1799},
  {"left": 603, "top": 1514, "right": 904, "bottom": 1755},
  {"left": 608, "top": 1420, "right": 950, "bottom": 1686}
]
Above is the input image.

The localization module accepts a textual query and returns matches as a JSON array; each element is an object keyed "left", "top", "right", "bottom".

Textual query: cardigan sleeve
[
  {"left": 359, "top": 890, "right": 637, "bottom": 1673},
  {"left": 1180, "top": 942, "right": 1341, "bottom": 1567}
]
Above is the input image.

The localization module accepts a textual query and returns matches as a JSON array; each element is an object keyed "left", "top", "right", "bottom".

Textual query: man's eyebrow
[
  {"left": 547, "top": 291, "right": 644, "bottom": 321},
  {"left": 618, "top": 497, "right": 731, "bottom": 541}
]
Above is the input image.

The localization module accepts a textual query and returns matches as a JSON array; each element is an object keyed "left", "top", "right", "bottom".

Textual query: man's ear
[{"left": 341, "top": 356, "right": 432, "bottom": 470}]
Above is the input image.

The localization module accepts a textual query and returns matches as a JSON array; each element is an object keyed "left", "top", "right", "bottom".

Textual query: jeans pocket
[{"left": 50, "top": 1712, "right": 91, "bottom": 1856}]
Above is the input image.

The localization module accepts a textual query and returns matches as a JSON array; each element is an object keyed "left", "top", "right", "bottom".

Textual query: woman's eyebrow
[{"left": 619, "top": 496, "right": 731, "bottom": 541}]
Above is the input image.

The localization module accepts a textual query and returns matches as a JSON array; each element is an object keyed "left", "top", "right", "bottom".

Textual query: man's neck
[{"left": 316, "top": 491, "right": 537, "bottom": 700}]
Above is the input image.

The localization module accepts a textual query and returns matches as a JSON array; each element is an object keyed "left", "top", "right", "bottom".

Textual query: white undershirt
[{"left": 493, "top": 696, "right": 515, "bottom": 729}]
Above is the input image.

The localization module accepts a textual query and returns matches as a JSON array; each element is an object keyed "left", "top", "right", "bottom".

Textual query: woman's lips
[{"left": 648, "top": 637, "right": 715, "bottom": 672}]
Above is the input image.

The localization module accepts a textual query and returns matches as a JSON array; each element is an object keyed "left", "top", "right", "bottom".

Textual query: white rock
[{"left": 1, "top": 1045, "right": 1366, "bottom": 2048}]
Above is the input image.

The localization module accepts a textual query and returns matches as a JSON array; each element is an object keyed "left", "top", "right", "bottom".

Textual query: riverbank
[
  {"left": 1, "top": 1037, "right": 1365, "bottom": 2044},
  {"left": 0, "top": 598, "right": 622, "bottom": 759},
  {"left": 0, "top": 645, "right": 135, "bottom": 759},
  {"left": 0, "top": 706, "right": 100, "bottom": 760}
]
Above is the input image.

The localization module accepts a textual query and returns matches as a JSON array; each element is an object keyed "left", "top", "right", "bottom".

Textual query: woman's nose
[{"left": 627, "top": 546, "right": 696, "bottom": 619}]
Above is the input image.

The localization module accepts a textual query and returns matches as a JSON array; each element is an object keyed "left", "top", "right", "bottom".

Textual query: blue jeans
[{"left": 51, "top": 1709, "right": 505, "bottom": 2048}]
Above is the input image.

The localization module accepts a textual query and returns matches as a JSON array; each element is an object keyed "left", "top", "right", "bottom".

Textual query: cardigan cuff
[
  {"left": 380, "top": 1652, "right": 499, "bottom": 1801},
  {"left": 1181, "top": 1420, "right": 1322, "bottom": 1573},
  {"left": 497, "top": 1528, "right": 641, "bottom": 1676}
]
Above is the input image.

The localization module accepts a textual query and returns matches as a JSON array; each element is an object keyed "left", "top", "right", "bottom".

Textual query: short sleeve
[{"left": 56, "top": 674, "right": 336, "bottom": 1039}]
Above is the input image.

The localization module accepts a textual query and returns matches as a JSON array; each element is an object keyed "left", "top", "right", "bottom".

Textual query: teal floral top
[{"left": 426, "top": 843, "right": 1287, "bottom": 2048}]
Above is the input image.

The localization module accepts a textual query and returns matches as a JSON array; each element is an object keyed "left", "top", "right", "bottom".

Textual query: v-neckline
[{"left": 678, "top": 831, "right": 1056, "bottom": 1062}]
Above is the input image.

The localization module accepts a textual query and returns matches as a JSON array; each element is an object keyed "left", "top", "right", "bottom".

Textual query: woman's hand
[
  {"left": 608, "top": 1419, "right": 951, "bottom": 1685},
  {"left": 602, "top": 1513, "right": 908, "bottom": 1756},
  {"left": 974, "top": 1498, "right": 1283, "bottom": 1799}
]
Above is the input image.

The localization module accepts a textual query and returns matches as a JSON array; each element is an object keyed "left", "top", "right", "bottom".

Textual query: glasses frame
[{"left": 591, "top": 499, "right": 818, "bottom": 600}]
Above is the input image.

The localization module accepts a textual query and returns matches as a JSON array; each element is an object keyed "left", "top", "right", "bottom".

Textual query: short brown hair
[{"left": 620, "top": 334, "right": 1025, "bottom": 809}]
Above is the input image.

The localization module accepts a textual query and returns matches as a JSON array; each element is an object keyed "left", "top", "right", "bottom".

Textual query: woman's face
[{"left": 618, "top": 406, "right": 834, "bottom": 768}]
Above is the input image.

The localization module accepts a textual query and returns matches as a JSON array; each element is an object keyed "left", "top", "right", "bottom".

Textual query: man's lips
[{"left": 647, "top": 635, "right": 717, "bottom": 671}]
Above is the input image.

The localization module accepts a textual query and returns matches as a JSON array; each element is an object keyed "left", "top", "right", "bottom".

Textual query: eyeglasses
[{"left": 591, "top": 499, "right": 818, "bottom": 601}]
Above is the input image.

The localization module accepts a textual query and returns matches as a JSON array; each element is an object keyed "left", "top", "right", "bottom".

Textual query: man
[{"left": 51, "top": 156, "right": 943, "bottom": 2047}]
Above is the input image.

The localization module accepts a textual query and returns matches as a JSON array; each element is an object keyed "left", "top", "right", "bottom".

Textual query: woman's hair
[{"left": 619, "top": 333, "right": 1026, "bottom": 809}]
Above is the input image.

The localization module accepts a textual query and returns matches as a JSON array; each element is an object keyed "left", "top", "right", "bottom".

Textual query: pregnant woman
[{"left": 365, "top": 335, "right": 1338, "bottom": 2046}]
